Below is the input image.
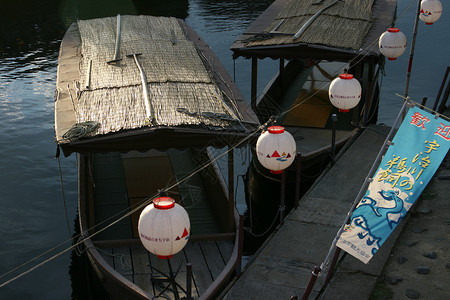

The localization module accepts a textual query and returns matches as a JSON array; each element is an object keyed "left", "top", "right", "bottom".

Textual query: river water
[{"left": 0, "top": 0, "right": 448, "bottom": 299}]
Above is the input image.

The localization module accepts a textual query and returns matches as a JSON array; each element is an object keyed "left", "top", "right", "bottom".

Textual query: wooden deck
[{"left": 95, "top": 240, "right": 234, "bottom": 299}]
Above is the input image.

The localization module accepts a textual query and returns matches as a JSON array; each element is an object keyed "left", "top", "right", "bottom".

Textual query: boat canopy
[
  {"left": 230, "top": 0, "right": 397, "bottom": 62},
  {"left": 55, "top": 15, "right": 259, "bottom": 157}
]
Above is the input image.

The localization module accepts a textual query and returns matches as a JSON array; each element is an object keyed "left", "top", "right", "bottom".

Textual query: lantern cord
[
  {"left": 392, "top": 0, "right": 417, "bottom": 26},
  {"left": 72, "top": 233, "right": 131, "bottom": 271},
  {"left": 95, "top": 247, "right": 132, "bottom": 271},
  {"left": 244, "top": 210, "right": 281, "bottom": 238}
]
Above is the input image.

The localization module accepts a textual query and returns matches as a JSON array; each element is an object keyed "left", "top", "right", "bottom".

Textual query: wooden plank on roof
[{"left": 231, "top": 0, "right": 397, "bottom": 60}]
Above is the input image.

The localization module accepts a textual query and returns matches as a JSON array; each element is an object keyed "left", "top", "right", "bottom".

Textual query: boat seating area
[
  {"left": 91, "top": 150, "right": 225, "bottom": 241},
  {"left": 86, "top": 151, "right": 237, "bottom": 298}
]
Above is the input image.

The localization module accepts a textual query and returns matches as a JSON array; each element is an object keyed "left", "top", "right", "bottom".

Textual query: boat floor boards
[{"left": 99, "top": 240, "right": 233, "bottom": 299}]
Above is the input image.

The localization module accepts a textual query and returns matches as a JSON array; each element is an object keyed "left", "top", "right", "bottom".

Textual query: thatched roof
[
  {"left": 231, "top": 0, "right": 397, "bottom": 61},
  {"left": 55, "top": 15, "right": 258, "bottom": 156}
]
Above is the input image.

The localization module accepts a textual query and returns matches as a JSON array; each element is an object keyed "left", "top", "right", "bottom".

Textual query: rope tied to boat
[{"left": 62, "top": 121, "right": 100, "bottom": 142}]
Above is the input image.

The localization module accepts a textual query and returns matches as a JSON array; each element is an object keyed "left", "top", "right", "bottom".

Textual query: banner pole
[{"left": 301, "top": 99, "right": 410, "bottom": 299}]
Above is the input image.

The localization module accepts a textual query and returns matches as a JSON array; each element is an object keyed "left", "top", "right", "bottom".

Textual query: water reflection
[{"left": 0, "top": 0, "right": 64, "bottom": 59}]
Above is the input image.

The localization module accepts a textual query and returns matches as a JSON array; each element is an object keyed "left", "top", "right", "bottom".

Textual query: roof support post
[
  {"left": 251, "top": 57, "right": 258, "bottom": 111},
  {"left": 279, "top": 58, "right": 285, "bottom": 91},
  {"left": 228, "top": 147, "right": 235, "bottom": 228},
  {"left": 362, "top": 61, "right": 375, "bottom": 126}
]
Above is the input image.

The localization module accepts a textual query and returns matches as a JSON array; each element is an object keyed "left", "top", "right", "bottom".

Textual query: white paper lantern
[
  {"left": 138, "top": 197, "right": 190, "bottom": 259},
  {"left": 379, "top": 28, "right": 407, "bottom": 60},
  {"left": 256, "top": 126, "right": 296, "bottom": 174},
  {"left": 328, "top": 74, "right": 362, "bottom": 112},
  {"left": 419, "top": 0, "right": 442, "bottom": 25}
]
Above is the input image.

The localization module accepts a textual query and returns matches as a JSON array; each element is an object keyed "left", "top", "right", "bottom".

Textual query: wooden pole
[
  {"left": 186, "top": 263, "right": 193, "bottom": 300},
  {"left": 236, "top": 214, "right": 244, "bottom": 277},
  {"left": 251, "top": 57, "right": 258, "bottom": 111},
  {"left": 294, "top": 153, "right": 302, "bottom": 208},
  {"left": 228, "top": 148, "right": 235, "bottom": 227},
  {"left": 279, "top": 171, "right": 286, "bottom": 226},
  {"left": 403, "top": 0, "right": 421, "bottom": 103},
  {"left": 331, "top": 114, "right": 337, "bottom": 166},
  {"left": 301, "top": 266, "right": 321, "bottom": 300}
]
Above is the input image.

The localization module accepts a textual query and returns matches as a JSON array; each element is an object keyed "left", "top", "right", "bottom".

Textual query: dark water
[{"left": 0, "top": 0, "right": 448, "bottom": 299}]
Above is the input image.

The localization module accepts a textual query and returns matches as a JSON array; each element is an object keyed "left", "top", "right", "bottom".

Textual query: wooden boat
[
  {"left": 54, "top": 15, "right": 259, "bottom": 300},
  {"left": 230, "top": 0, "right": 398, "bottom": 245}
]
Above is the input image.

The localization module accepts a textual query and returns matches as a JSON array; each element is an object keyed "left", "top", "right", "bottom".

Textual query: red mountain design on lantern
[
  {"left": 271, "top": 150, "right": 281, "bottom": 157},
  {"left": 176, "top": 228, "right": 189, "bottom": 241}
]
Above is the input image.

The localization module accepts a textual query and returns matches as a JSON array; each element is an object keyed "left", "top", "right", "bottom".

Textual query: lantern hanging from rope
[
  {"left": 256, "top": 126, "right": 296, "bottom": 174},
  {"left": 378, "top": 28, "right": 407, "bottom": 60},
  {"left": 138, "top": 197, "right": 190, "bottom": 259},
  {"left": 328, "top": 74, "right": 362, "bottom": 112},
  {"left": 419, "top": 0, "right": 442, "bottom": 25}
]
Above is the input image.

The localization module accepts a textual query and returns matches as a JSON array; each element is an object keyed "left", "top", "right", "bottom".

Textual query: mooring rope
[
  {"left": 62, "top": 121, "right": 100, "bottom": 142},
  {"left": 56, "top": 155, "right": 72, "bottom": 237}
]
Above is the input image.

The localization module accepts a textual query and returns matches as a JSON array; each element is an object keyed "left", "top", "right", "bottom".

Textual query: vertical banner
[{"left": 337, "top": 106, "right": 450, "bottom": 264}]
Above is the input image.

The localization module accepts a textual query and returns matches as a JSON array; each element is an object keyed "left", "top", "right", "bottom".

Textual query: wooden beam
[
  {"left": 251, "top": 57, "right": 258, "bottom": 110},
  {"left": 228, "top": 149, "right": 235, "bottom": 229}
]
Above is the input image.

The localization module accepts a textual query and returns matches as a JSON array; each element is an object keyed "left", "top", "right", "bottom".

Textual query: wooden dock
[{"left": 222, "top": 124, "right": 405, "bottom": 299}]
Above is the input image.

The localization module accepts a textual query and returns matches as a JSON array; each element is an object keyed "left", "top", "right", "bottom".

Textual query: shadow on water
[{"left": 69, "top": 215, "right": 110, "bottom": 300}]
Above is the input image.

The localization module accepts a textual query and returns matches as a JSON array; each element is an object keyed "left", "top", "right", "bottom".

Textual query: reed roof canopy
[
  {"left": 230, "top": 0, "right": 397, "bottom": 62},
  {"left": 54, "top": 15, "right": 258, "bottom": 156}
]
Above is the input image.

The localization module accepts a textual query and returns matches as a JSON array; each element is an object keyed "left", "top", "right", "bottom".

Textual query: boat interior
[
  {"left": 79, "top": 148, "right": 238, "bottom": 299},
  {"left": 257, "top": 59, "right": 362, "bottom": 162}
]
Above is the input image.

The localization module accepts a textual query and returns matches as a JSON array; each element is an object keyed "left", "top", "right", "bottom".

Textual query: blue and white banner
[{"left": 337, "top": 106, "right": 450, "bottom": 263}]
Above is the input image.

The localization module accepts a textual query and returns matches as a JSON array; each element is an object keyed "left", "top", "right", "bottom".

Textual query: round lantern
[
  {"left": 419, "top": 0, "right": 442, "bottom": 25},
  {"left": 378, "top": 28, "right": 407, "bottom": 60},
  {"left": 138, "top": 197, "right": 190, "bottom": 259},
  {"left": 256, "top": 126, "right": 296, "bottom": 174},
  {"left": 328, "top": 74, "right": 362, "bottom": 112}
]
